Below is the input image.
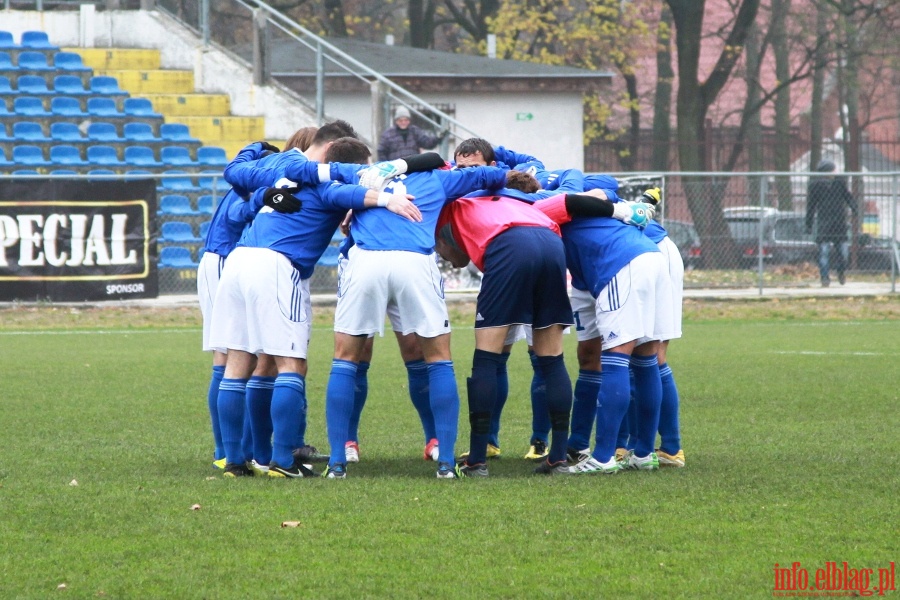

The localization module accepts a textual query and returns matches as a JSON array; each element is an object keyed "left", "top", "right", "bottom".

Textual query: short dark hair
[
  {"left": 505, "top": 170, "right": 540, "bottom": 193},
  {"left": 313, "top": 120, "right": 359, "bottom": 145},
  {"left": 325, "top": 137, "right": 371, "bottom": 165},
  {"left": 454, "top": 137, "right": 495, "bottom": 164}
]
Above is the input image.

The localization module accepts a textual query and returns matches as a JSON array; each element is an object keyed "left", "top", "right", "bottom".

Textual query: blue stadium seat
[
  {"left": 51, "top": 96, "right": 89, "bottom": 117},
  {"left": 123, "top": 97, "right": 162, "bottom": 118},
  {"left": 50, "top": 145, "right": 89, "bottom": 166},
  {"left": 17, "top": 51, "right": 54, "bottom": 71},
  {"left": 53, "top": 52, "right": 91, "bottom": 72},
  {"left": 0, "top": 75, "right": 14, "bottom": 95},
  {"left": 0, "top": 148, "right": 13, "bottom": 166},
  {"left": 199, "top": 170, "right": 230, "bottom": 193},
  {"left": 0, "top": 52, "right": 19, "bottom": 72},
  {"left": 13, "top": 145, "right": 51, "bottom": 166},
  {"left": 199, "top": 220, "right": 211, "bottom": 239},
  {"left": 13, "top": 121, "right": 50, "bottom": 142},
  {"left": 0, "top": 102, "right": 9, "bottom": 116},
  {"left": 160, "top": 221, "right": 201, "bottom": 243},
  {"left": 14, "top": 96, "right": 51, "bottom": 117},
  {"left": 159, "top": 123, "right": 199, "bottom": 142},
  {"left": 87, "top": 122, "right": 124, "bottom": 143},
  {"left": 123, "top": 122, "right": 160, "bottom": 142},
  {"left": 12, "top": 169, "right": 40, "bottom": 175},
  {"left": 53, "top": 74, "right": 90, "bottom": 95},
  {"left": 86, "top": 168, "right": 116, "bottom": 180},
  {"left": 158, "top": 194, "right": 198, "bottom": 216},
  {"left": 16, "top": 75, "right": 53, "bottom": 95},
  {"left": 86, "top": 145, "right": 125, "bottom": 167},
  {"left": 50, "top": 169, "right": 78, "bottom": 175},
  {"left": 197, "top": 195, "right": 215, "bottom": 214},
  {"left": 89, "top": 76, "right": 127, "bottom": 97},
  {"left": 124, "top": 145, "right": 163, "bottom": 168},
  {"left": 0, "top": 123, "right": 12, "bottom": 142},
  {"left": 87, "top": 97, "right": 125, "bottom": 118},
  {"left": 158, "top": 170, "right": 201, "bottom": 193},
  {"left": 317, "top": 245, "right": 341, "bottom": 267},
  {"left": 0, "top": 31, "right": 20, "bottom": 50},
  {"left": 20, "top": 31, "right": 59, "bottom": 51},
  {"left": 160, "top": 146, "right": 197, "bottom": 167},
  {"left": 159, "top": 246, "right": 199, "bottom": 268},
  {"left": 197, "top": 146, "right": 228, "bottom": 167},
  {"left": 50, "top": 122, "right": 85, "bottom": 143}
]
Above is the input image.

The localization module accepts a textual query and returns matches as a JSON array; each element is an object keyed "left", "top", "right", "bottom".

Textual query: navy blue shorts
[{"left": 475, "top": 226, "right": 574, "bottom": 329}]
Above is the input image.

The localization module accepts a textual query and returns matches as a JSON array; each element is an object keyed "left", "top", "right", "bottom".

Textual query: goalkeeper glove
[
  {"left": 357, "top": 159, "right": 407, "bottom": 190},
  {"left": 612, "top": 201, "right": 655, "bottom": 228},
  {"left": 256, "top": 141, "right": 281, "bottom": 154},
  {"left": 641, "top": 187, "right": 661, "bottom": 205},
  {"left": 262, "top": 186, "right": 302, "bottom": 213}
]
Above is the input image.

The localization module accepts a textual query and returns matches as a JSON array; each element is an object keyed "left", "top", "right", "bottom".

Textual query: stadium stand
[
  {"left": 87, "top": 122, "right": 124, "bottom": 143},
  {"left": 124, "top": 145, "right": 163, "bottom": 168},
  {"left": 13, "top": 121, "right": 51, "bottom": 142},
  {"left": 21, "top": 31, "right": 59, "bottom": 51},
  {"left": 50, "top": 96, "right": 88, "bottom": 117},
  {"left": 17, "top": 51, "right": 55, "bottom": 71},
  {"left": 13, "top": 144, "right": 51, "bottom": 166},
  {"left": 17, "top": 75, "right": 52, "bottom": 95},
  {"left": 49, "top": 144, "right": 88, "bottom": 166},
  {"left": 123, "top": 122, "right": 161, "bottom": 142},
  {"left": 158, "top": 246, "right": 199, "bottom": 268},
  {"left": 158, "top": 194, "right": 199, "bottom": 216},
  {"left": 15, "top": 96, "right": 51, "bottom": 116},
  {"left": 87, "top": 97, "right": 125, "bottom": 117},
  {"left": 53, "top": 74, "right": 90, "bottom": 95},
  {"left": 87, "top": 144, "right": 125, "bottom": 167},
  {"left": 160, "top": 221, "right": 201, "bottom": 243},
  {"left": 50, "top": 122, "right": 85, "bottom": 143},
  {"left": 53, "top": 52, "right": 91, "bottom": 72},
  {"left": 197, "top": 194, "right": 215, "bottom": 215},
  {"left": 0, "top": 31, "right": 19, "bottom": 50}
]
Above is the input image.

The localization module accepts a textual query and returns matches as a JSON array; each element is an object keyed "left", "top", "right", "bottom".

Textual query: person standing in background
[
  {"left": 806, "top": 160, "right": 856, "bottom": 287},
  {"left": 378, "top": 106, "right": 446, "bottom": 161}
]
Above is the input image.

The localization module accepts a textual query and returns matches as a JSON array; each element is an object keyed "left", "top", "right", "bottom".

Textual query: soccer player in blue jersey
[
  {"left": 209, "top": 132, "right": 423, "bottom": 478},
  {"left": 324, "top": 163, "right": 510, "bottom": 479}
]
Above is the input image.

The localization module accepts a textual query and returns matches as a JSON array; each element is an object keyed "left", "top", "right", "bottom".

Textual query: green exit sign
[{"left": 515, "top": 112, "right": 534, "bottom": 121}]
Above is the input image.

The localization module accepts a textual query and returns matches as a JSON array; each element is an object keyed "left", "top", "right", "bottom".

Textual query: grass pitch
[{"left": 1, "top": 298, "right": 897, "bottom": 599}]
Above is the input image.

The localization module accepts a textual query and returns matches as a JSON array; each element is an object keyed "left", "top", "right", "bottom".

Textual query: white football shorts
[
  {"left": 335, "top": 246, "right": 450, "bottom": 338},
  {"left": 338, "top": 252, "right": 406, "bottom": 337},
  {"left": 197, "top": 250, "right": 226, "bottom": 352},
  {"left": 208, "top": 246, "right": 312, "bottom": 358},
  {"left": 657, "top": 236, "right": 684, "bottom": 341},
  {"left": 570, "top": 251, "right": 674, "bottom": 350}
]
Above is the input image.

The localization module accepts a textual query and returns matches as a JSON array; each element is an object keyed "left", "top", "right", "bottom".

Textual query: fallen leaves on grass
[
  {"left": 190, "top": 504, "right": 201, "bottom": 511},
  {"left": 68, "top": 479, "right": 78, "bottom": 486},
  {"left": 281, "top": 521, "right": 302, "bottom": 528}
]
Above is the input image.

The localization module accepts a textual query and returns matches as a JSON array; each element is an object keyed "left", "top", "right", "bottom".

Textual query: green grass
[{"left": 1, "top": 306, "right": 898, "bottom": 599}]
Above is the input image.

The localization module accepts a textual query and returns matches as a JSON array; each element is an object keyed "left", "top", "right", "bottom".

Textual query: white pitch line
[{"left": 770, "top": 350, "right": 884, "bottom": 356}]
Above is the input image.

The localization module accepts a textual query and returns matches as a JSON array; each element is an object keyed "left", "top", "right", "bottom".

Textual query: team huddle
[{"left": 197, "top": 119, "right": 685, "bottom": 479}]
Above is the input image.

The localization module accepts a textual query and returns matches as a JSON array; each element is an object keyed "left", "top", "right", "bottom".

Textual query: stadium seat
[
  {"left": 86, "top": 168, "right": 116, "bottom": 180},
  {"left": 123, "top": 122, "right": 161, "bottom": 142},
  {"left": 14, "top": 96, "right": 51, "bottom": 117},
  {"left": 53, "top": 52, "right": 91, "bottom": 72},
  {"left": 87, "top": 122, "right": 124, "bottom": 143},
  {"left": 11, "top": 169, "right": 40, "bottom": 175},
  {"left": 160, "top": 221, "right": 201, "bottom": 243},
  {"left": 123, "top": 169, "right": 155, "bottom": 182},
  {"left": 13, "top": 121, "right": 50, "bottom": 142},
  {"left": 0, "top": 74, "right": 13, "bottom": 93},
  {"left": 50, "top": 122, "right": 85, "bottom": 143},
  {"left": 0, "top": 31, "right": 20, "bottom": 50},
  {"left": 12, "top": 145, "right": 51, "bottom": 166},
  {"left": 159, "top": 123, "right": 199, "bottom": 142},
  {"left": 159, "top": 246, "right": 199, "bottom": 268},
  {"left": 87, "top": 97, "right": 125, "bottom": 117},
  {"left": 0, "top": 52, "right": 19, "bottom": 72},
  {"left": 16, "top": 51, "right": 54, "bottom": 71},
  {"left": 317, "top": 245, "right": 341, "bottom": 267},
  {"left": 198, "top": 170, "right": 230, "bottom": 193},
  {"left": 0, "top": 148, "right": 13, "bottom": 166},
  {"left": 50, "top": 169, "right": 78, "bottom": 175},
  {"left": 158, "top": 194, "right": 198, "bottom": 216},
  {"left": 123, "top": 97, "right": 162, "bottom": 118},
  {"left": 0, "top": 102, "right": 9, "bottom": 116},
  {"left": 124, "top": 145, "right": 163, "bottom": 168},
  {"left": 20, "top": 31, "right": 59, "bottom": 51},
  {"left": 0, "top": 123, "right": 13, "bottom": 142},
  {"left": 51, "top": 96, "right": 89, "bottom": 117},
  {"left": 197, "top": 195, "right": 215, "bottom": 214},
  {"left": 50, "top": 145, "right": 89, "bottom": 166},
  {"left": 199, "top": 220, "right": 211, "bottom": 239},
  {"left": 160, "top": 146, "right": 197, "bottom": 167},
  {"left": 197, "top": 146, "right": 228, "bottom": 167},
  {"left": 89, "top": 76, "right": 127, "bottom": 96},
  {"left": 53, "top": 74, "right": 90, "bottom": 95},
  {"left": 87, "top": 145, "right": 125, "bottom": 167},
  {"left": 16, "top": 75, "right": 53, "bottom": 95},
  {"left": 158, "top": 170, "right": 201, "bottom": 193}
]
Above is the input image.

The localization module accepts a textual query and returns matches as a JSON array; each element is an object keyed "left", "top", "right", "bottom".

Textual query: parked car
[
  {"left": 660, "top": 219, "right": 703, "bottom": 269},
  {"left": 723, "top": 206, "right": 817, "bottom": 267},
  {"left": 857, "top": 233, "right": 898, "bottom": 272}
]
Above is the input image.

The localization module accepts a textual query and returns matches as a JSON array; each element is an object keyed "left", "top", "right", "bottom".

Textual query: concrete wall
[{"left": 2, "top": 8, "right": 314, "bottom": 139}]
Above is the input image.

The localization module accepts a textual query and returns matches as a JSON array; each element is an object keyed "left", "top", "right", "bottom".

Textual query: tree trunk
[
  {"left": 745, "top": 21, "right": 763, "bottom": 203},
  {"left": 650, "top": 4, "right": 674, "bottom": 172},
  {"left": 773, "top": 0, "right": 793, "bottom": 210},
  {"left": 808, "top": 4, "right": 828, "bottom": 172}
]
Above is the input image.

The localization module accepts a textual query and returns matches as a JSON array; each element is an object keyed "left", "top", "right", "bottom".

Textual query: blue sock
[
  {"left": 465, "top": 349, "right": 504, "bottom": 465},
  {"left": 241, "top": 402, "right": 253, "bottom": 463},
  {"left": 630, "top": 355, "right": 662, "bottom": 458},
  {"left": 325, "top": 359, "right": 357, "bottom": 467},
  {"left": 626, "top": 387, "right": 638, "bottom": 451},
  {"left": 569, "top": 369, "right": 601, "bottom": 451},
  {"left": 534, "top": 354, "right": 572, "bottom": 463},
  {"left": 488, "top": 352, "right": 510, "bottom": 447},
  {"left": 270, "top": 373, "right": 305, "bottom": 468},
  {"left": 528, "top": 350, "right": 550, "bottom": 444},
  {"left": 658, "top": 363, "right": 682, "bottom": 454},
  {"left": 246, "top": 375, "right": 275, "bottom": 466},
  {"left": 427, "top": 361, "right": 459, "bottom": 464},
  {"left": 406, "top": 359, "right": 435, "bottom": 442},
  {"left": 347, "top": 361, "right": 369, "bottom": 443},
  {"left": 207, "top": 365, "right": 225, "bottom": 460},
  {"left": 592, "top": 352, "right": 631, "bottom": 463},
  {"left": 217, "top": 378, "right": 248, "bottom": 465}
]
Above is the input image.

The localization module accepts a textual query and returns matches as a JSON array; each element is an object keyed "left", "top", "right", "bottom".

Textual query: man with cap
[
  {"left": 806, "top": 159, "right": 856, "bottom": 286},
  {"left": 378, "top": 106, "right": 446, "bottom": 161}
]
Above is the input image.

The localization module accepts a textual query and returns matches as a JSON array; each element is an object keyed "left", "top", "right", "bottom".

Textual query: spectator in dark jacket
[
  {"left": 378, "top": 106, "right": 445, "bottom": 161},
  {"left": 806, "top": 159, "right": 856, "bottom": 286}
]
